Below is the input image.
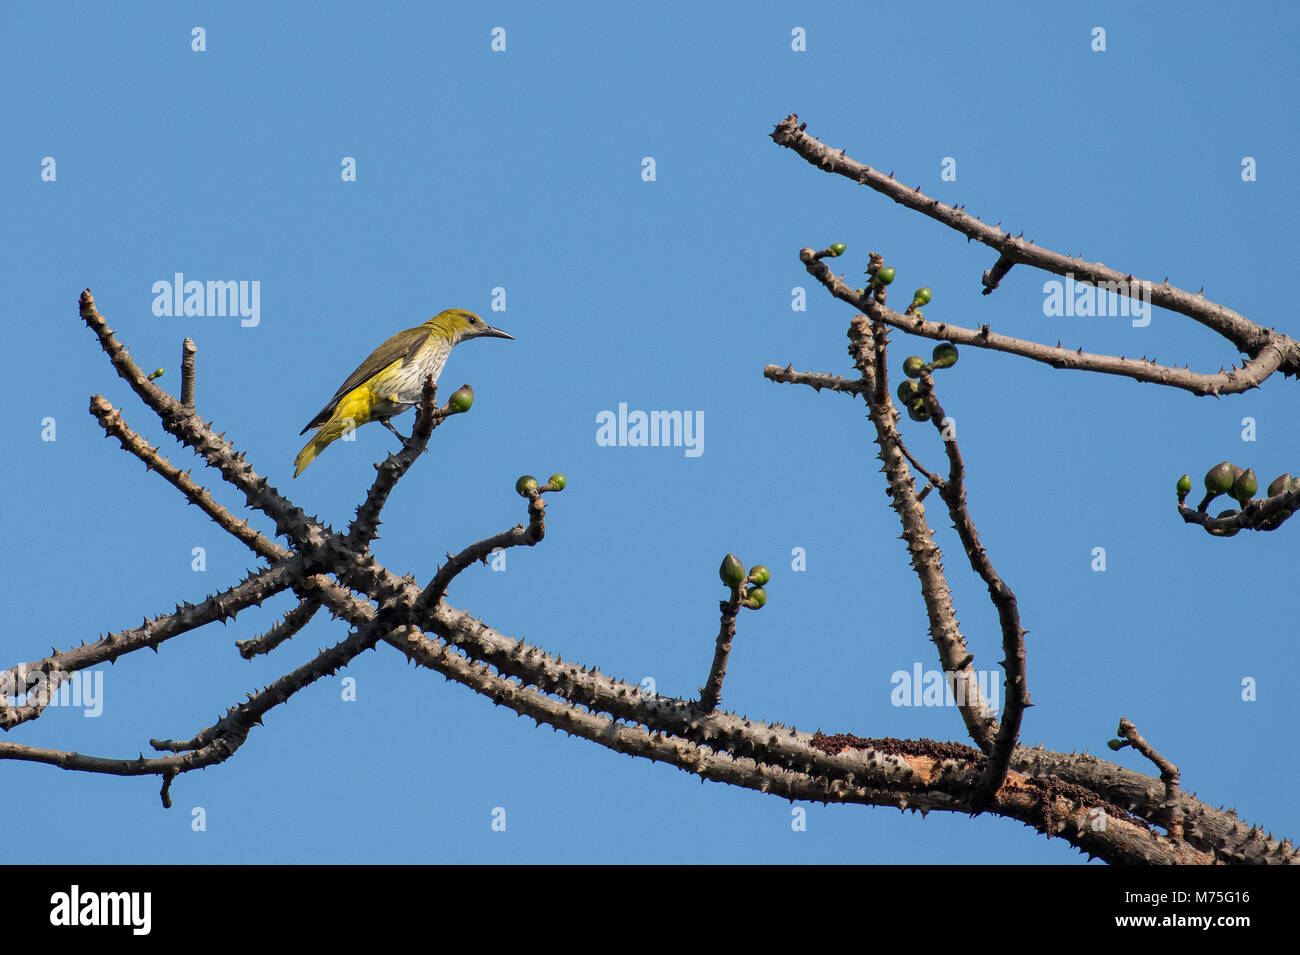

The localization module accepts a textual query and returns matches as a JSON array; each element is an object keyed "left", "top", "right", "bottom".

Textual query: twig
[
  {"left": 348, "top": 377, "right": 457, "bottom": 548},
  {"left": 237, "top": 597, "right": 323, "bottom": 659},
  {"left": 90, "top": 394, "right": 283, "bottom": 560},
  {"left": 0, "top": 561, "right": 307, "bottom": 729},
  {"left": 181, "top": 338, "right": 196, "bottom": 408},
  {"left": 771, "top": 114, "right": 1298, "bottom": 378},
  {"left": 414, "top": 485, "right": 548, "bottom": 614},
  {"left": 980, "top": 253, "right": 1015, "bottom": 295},
  {"left": 1177, "top": 488, "right": 1300, "bottom": 534},
  {"left": 762, "top": 364, "right": 866, "bottom": 395},
  {"left": 845, "top": 316, "right": 998, "bottom": 750},
  {"left": 699, "top": 585, "right": 743, "bottom": 712},
  {"left": 1118, "top": 718, "right": 1184, "bottom": 841},
  {"left": 797, "top": 249, "right": 1284, "bottom": 397},
  {"left": 912, "top": 375, "right": 1030, "bottom": 803},
  {"left": 79, "top": 289, "right": 331, "bottom": 554}
]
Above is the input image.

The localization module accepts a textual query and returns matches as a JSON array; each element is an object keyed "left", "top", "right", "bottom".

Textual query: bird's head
[{"left": 426, "top": 309, "right": 514, "bottom": 344}]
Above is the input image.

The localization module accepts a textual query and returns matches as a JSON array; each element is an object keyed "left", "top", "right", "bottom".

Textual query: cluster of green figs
[
  {"left": 824, "top": 244, "right": 959, "bottom": 422},
  {"left": 719, "top": 554, "right": 768, "bottom": 610},
  {"left": 1178, "top": 463, "right": 1298, "bottom": 535},
  {"left": 896, "top": 340, "right": 958, "bottom": 422}
]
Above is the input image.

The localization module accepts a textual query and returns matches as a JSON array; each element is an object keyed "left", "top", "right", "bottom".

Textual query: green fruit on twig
[
  {"left": 1203, "top": 461, "right": 1234, "bottom": 495},
  {"left": 1231, "top": 467, "right": 1257, "bottom": 506},
  {"left": 872, "top": 266, "right": 896, "bottom": 287},
  {"left": 912, "top": 287, "right": 932, "bottom": 307},
  {"left": 903, "top": 355, "right": 927, "bottom": 378},
  {"left": 547, "top": 473, "right": 567, "bottom": 492},
  {"left": 743, "top": 587, "right": 767, "bottom": 609},
  {"left": 931, "top": 343, "right": 958, "bottom": 369},
  {"left": 1106, "top": 739, "right": 1125, "bottom": 751},
  {"left": 828, "top": 242, "right": 846, "bottom": 257},
  {"left": 748, "top": 565, "right": 771, "bottom": 586},
  {"left": 1176, "top": 474, "right": 1192, "bottom": 497},
  {"left": 515, "top": 475, "right": 538, "bottom": 497},
  {"left": 897, "top": 380, "right": 921, "bottom": 403},
  {"left": 448, "top": 385, "right": 474, "bottom": 413},
  {"left": 907, "top": 399, "right": 931, "bottom": 422},
  {"left": 147, "top": 368, "right": 165, "bottom": 381},
  {"left": 719, "top": 554, "right": 745, "bottom": 588}
]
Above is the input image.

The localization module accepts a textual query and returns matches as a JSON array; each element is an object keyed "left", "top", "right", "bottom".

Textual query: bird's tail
[{"left": 294, "top": 417, "right": 355, "bottom": 478}]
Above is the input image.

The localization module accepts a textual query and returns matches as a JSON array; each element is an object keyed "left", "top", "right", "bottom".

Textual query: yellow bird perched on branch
[{"left": 294, "top": 309, "right": 513, "bottom": 477}]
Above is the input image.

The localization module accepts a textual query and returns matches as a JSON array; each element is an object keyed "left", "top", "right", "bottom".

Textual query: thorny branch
[
  {"left": 769, "top": 113, "right": 1300, "bottom": 395},
  {"left": 759, "top": 116, "right": 1296, "bottom": 860},
  {"left": 0, "top": 250, "right": 1294, "bottom": 867}
]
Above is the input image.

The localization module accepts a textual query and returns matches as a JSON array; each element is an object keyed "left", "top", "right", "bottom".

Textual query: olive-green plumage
[{"left": 294, "top": 309, "right": 512, "bottom": 477}]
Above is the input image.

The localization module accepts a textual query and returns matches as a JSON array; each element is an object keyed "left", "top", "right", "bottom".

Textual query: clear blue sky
[{"left": 2, "top": 2, "right": 1296, "bottom": 863}]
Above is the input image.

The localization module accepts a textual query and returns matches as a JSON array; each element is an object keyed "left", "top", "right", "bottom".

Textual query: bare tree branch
[
  {"left": 1117, "top": 718, "right": 1184, "bottom": 842},
  {"left": 845, "top": 315, "right": 998, "bottom": 751},
  {"left": 770, "top": 113, "right": 1300, "bottom": 383},
  {"left": 797, "top": 246, "right": 1286, "bottom": 396},
  {"left": 5, "top": 220, "right": 1290, "bottom": 863},
  {"left": 909, "top": 372, "right": 1029, "bottom": 802},
  {"left": 180, "top": 337, "right": 196, "bottom": 408},
  {"left": 762, "top": 364, "right": 866, "bottom": 395},
  {"left": 699, "top": 570, "right": 745, "bottom": 712}
]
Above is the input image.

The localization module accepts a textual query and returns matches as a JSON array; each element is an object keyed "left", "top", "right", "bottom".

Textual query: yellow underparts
[{"left": 294, "top": 363, "right": 405, "bottom": 478}]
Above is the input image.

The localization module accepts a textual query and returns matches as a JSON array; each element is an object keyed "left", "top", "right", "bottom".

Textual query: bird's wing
[{"left": 299, "top": 329, "right": 431, "bottom": 434}]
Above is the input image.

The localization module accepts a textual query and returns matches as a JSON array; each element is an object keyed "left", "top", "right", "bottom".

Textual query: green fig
[
  {"left": 931, "top": 343, "right": 958, "bottom": 368},
  {"left": 912, "top": 287, "right": 932, "bottom": 307},
  {"left": 828, "top": 242, "right": 846, "bottom": 257},
  {"left": 907, "top": 399, "right": 931, "bottom": 422},
  {"left": 1176, "top": 474, "right": 1192, "bottom": 497},
  {"left": 1231, "top": 467, "right": 1257, "bottom": 506},
  {"left": 748, "top": 565, "right": 771, "bottom": 586},
  {"left": 743, "top": 587, "right": 767, "bottom": 609},
  {"left": 547, "top": 473, "right": 567, "bottom": 492},
  {"left": 448, "top": 385, "right": 474, "bottom": 413},
  {"left": 719, "top": 554, "right": 745, "bottom": 588},
  {"left": 515, "top": 475, "right": 539, "bottom": 497},
  {"left": 903, "top": 355, "right": 927, "bottom": 378},
  {"left": 897, "top": 380, "right": 921, "bottom": 404},
  {"left": 1203, "top": 461, "right": 1234, "bottom": 495},
  {"left": 872, "top": 266, "right": 896, "bottom": 287}
]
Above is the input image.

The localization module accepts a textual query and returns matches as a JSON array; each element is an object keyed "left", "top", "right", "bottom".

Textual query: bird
[{"left": 293, "top": 308, "right": 513, "bottom": 477}]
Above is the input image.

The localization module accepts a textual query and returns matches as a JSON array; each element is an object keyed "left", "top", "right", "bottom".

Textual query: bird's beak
[{"left": 479, "top": 323, "right": 514, "bottom": 341}]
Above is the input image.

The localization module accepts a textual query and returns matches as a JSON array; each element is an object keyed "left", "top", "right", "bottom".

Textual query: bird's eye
[{"left": 468, "top": 316, "right": 478, "bottom": 324}]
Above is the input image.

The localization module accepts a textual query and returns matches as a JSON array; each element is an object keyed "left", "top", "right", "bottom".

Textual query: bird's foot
[{"left": 380, "top": 418, "right": 417, "bottom": 448}]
